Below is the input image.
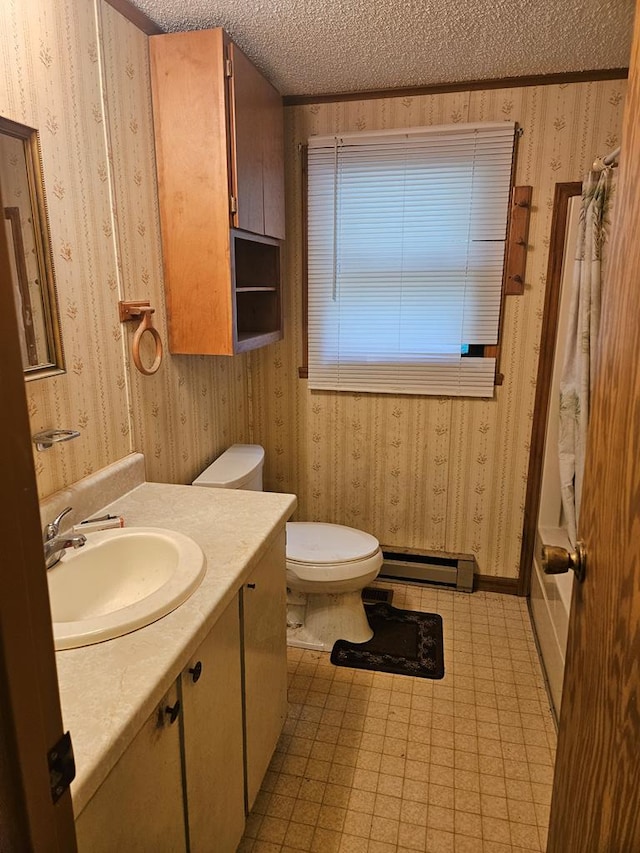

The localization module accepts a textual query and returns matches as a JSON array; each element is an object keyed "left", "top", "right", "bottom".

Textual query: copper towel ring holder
[{"left": 118, "top": 300, "right": 163, "bottom": 376}]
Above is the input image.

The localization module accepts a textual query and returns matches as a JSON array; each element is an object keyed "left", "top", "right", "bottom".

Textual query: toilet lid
[{"left": 286, "top": 522, "right": 380, "bottom": 564}]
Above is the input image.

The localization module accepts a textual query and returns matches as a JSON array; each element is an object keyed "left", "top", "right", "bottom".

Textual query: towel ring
[
  {"left": 118, "top": 300, "right": 163, "bottom": 376},
  {"left": 132, "top": 308, "right": 163, "bottom": 375}
]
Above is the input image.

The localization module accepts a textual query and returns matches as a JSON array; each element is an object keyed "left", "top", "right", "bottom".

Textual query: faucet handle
[{"left": 44, "top": 506, "right": 73, "bottom": 541}]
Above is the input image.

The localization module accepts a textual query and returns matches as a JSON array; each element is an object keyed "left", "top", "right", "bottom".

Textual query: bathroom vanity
[{"left": 50, "top": 473, "right": 296, "bottom": 852}]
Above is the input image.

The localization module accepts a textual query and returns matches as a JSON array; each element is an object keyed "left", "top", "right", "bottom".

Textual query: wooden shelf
[
  {"left": 232, "top": 231, "right": 282, "bottom": 351},
  {"left": 235, "top": 330, "right": 283, "bottom": 352}
]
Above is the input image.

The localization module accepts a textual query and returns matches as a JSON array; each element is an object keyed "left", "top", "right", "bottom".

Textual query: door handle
[
  {"left": 541, "top": 541, "right": 586, "bottom": 583},
  {"left": 164, "top": 701, "right": 181, "bottom": 724}
]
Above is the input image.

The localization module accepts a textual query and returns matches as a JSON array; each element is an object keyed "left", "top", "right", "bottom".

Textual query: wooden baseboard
[{"left": 474, "top": 574, "right": 520, "bottom": 595}]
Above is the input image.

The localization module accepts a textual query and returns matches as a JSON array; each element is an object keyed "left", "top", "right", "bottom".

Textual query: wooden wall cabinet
[{"left": 150, "top": 28, "right": 285, "bottom": 355}]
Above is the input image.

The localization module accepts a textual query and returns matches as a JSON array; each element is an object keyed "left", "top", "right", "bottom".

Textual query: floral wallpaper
[
  {"left": 98, "top": 2, "right": 250, "bottom": 486},
  {"left": 0, "top": 0, "right": 627, "bottom": 582},
  {"left": 0, "top": 0, "right": 249, "bottom": 499},
  {"left": 249, "top": 81, "right": 626, "bottom": 578},
  {"left": 0, "top": 0, "right": 130, "bottom": 497}
]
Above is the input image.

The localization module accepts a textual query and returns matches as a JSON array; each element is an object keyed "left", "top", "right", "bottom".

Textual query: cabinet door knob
[
  {"left": 164, "top": 701, "right": 181, "bottom": 724},
  {"left": 247, "top": 583, "right": 256, "bottom": 589},
  {"left": 189, "top": 661, "right": 202, "bottom": 683}
]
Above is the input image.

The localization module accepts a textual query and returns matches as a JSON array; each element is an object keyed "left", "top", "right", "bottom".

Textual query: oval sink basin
[{"left": 48, "top": 527, "right": 206, "bottom": 650}]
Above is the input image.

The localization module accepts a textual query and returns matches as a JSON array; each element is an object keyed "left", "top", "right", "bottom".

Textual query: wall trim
[
  {"left": 104, "top": 0, "right": 163, "bottom": 34},
  {"left": 283, "top": 68, "right": 628, "bottom": 106},
  {"left": 475, "top": 574, "right": 520, "bottom": 595},
  {"left": 517, "top": 182, "right": 583, "bottom": 597}
]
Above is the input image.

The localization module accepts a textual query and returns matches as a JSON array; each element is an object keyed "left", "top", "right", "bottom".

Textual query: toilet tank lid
[
  {"left": 286, "top": 522, "right": 380, "bottom": 564},
  {"left": 192, "top": 444, "right": 264, "bottom": 488}
]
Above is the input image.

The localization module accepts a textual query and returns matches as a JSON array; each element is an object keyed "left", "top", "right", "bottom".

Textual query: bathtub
[
  {"left": 530, "top": 525, "right": 574, "bottom": 717},
  {"left": 528, "top": 194, "right": 581, "bottom": 720}
]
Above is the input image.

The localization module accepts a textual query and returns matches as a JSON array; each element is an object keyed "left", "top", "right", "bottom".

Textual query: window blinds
[{"left": 307, "top": 122, "right": 516, "bottom": 397}]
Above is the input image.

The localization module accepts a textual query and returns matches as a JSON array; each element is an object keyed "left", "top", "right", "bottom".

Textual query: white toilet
[{"left": 192, "top": 444, "right": 383, "bottom": 650}]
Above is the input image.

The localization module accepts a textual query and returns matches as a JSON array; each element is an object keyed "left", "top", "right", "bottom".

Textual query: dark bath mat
[{"left": 330, "top": 602, "right": 444, "bottom": 679}]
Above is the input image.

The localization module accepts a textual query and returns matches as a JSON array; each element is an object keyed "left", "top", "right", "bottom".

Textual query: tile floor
[{"left": 239, "top": 582, "right": 556, "bottom": 853}]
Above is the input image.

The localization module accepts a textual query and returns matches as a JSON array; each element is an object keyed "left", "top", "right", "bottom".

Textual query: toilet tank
[{"left": 192, "top": 444, "right": 265, "bottom": 491}]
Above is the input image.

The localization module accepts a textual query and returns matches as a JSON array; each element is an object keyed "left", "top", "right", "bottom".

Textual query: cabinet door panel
[
  {"left": 181, "top": 595, "right": 245, "bottom": 853},
  {"left": 75, "top": 684, "right": 186, "bottom": 853},
  {"left": 242, "top": 532, "right": 288, "bottom": 809},
  {"left": 261, "top": 78, "right": 285, "bottom": 240},
  {"left": 229, "top": 43, "right": 265, "bottom": 236},
  {"left": 150, "top": 29, "right": 234, "bottom": 355}
]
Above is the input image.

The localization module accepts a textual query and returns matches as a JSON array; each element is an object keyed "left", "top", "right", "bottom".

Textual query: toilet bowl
[
  {"left": 192, "top": 445, "right": 382, "bottom": 650},
  {"left": 285, "top": 521, "right": 382, "bottom": 649}
]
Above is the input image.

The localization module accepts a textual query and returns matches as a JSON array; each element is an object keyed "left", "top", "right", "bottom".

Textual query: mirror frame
[{"left": 0, "top": 116, "right": 65, "bottom": 380}]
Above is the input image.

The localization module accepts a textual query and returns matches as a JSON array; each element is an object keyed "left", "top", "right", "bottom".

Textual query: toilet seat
[
  {"left": 286, "top": 522, "right": 382, "bottom": 583},
  {"left": 286, "top": 522, "right": 379, "bottom": 563}
]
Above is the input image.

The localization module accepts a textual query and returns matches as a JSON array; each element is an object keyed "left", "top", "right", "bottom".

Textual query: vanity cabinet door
[
  {"left": 75, "top": 684, "right": 186, "bottom": 853},
  {"left": 180, "top": 594, "right": 245, "bottom": 853},
  {"left": 242, "top": 531, "right": 288, "bottom": 809}
]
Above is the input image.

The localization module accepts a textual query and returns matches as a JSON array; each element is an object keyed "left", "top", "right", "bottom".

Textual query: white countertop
[{"left": 55, "top": 482, "right": 296, "bottom": 817}]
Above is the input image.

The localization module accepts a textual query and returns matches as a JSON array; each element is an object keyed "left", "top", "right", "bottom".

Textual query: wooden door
[
  {"left": 546, "top": 4, "right": 640, "bottom": 849},
  {"left": 0, "top": 185, "right": 77, "bottom": 849}
]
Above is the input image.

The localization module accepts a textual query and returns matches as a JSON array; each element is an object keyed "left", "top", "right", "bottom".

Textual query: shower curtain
[{"left": 558, "top": 168, "right": 616, "bottom": 544}]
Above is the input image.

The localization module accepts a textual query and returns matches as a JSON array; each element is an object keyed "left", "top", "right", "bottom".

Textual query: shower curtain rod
[{"left": 593, "top": 145, "right": 621, "bottom": 171}]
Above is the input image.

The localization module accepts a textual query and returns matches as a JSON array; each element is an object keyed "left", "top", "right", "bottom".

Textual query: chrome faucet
[{"left": 43, "top": 506, "right": 86, "bottom": 570}]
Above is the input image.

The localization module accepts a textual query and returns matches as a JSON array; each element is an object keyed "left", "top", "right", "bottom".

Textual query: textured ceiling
[{"left": 130, "top": 0, "right": 635, "bottom": 96}]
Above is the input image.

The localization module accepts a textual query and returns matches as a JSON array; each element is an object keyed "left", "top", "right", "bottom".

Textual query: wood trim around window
[
  {"left": 517, "top": 181, "right": 583, "bottom": 596},
  {"left": 298, "top": 144, "right": 309, "bottom": 378}
]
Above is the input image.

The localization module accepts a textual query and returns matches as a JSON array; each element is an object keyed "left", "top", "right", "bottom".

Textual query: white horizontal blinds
[{"left": 307, "top": 122, "right": 515, "bottom": 396}]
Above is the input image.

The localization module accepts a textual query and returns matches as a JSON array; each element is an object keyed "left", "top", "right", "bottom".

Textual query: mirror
[{"left": 0, "top": 116, "right": 64, "bottom": 378}]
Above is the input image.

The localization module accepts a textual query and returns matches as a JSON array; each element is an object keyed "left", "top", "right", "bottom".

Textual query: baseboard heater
[{"left": 380, "top": 548, "right": 476, "bottom": 593}]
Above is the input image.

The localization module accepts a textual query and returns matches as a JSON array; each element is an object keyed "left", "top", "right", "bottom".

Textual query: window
[{"left": 306, "top": 122, "right": 516, "bottom": 397}]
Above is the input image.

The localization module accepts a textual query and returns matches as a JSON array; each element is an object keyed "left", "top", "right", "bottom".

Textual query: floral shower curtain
[{"left": 558, "top": 168, "right": 617, "bottom": 545}]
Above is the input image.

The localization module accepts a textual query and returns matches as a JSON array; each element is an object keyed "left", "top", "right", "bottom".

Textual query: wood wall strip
[
  {"left": 104, "top": 0, "right": 163, "bottom": 35},
  {"left": 504, "top": 186, "right": 533, "bottom": 296},
  {"left": 475, "top": 574, "right": 520, "bottom": 595},
  {"left": 517, "top": 182, "right": 582, "bottom": 597},
  {"left": 284, "top": 68, "right": 628, "bottom": 106}
]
